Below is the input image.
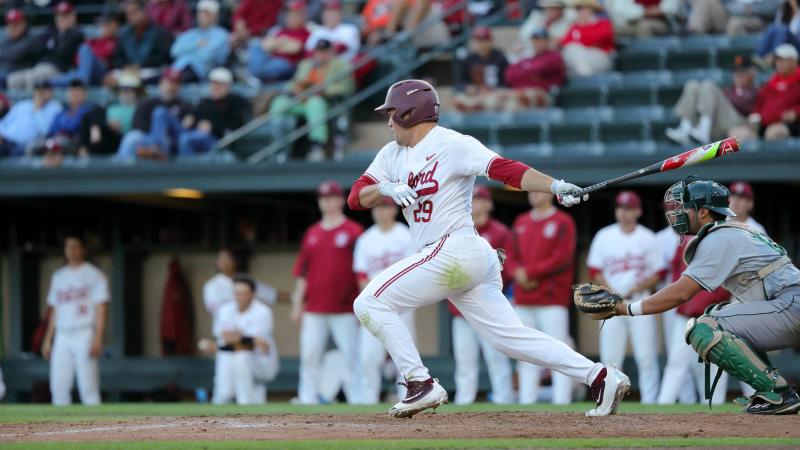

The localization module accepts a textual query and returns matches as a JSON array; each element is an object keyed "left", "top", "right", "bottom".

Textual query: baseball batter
[
  {"left": 41, "top": 234, "right": 109, "bottom": 406},
  {"left": 347, "top": 79, "right": 629, "bottom": 418},
  {"left": 575, "top": 177, "right": 800, "bottom": 414},
  {"left": 586, "top": 191, "right": 665, "bottom": 404},
  {"left": 448, "top": 186, "right": 514, "bottom": 405},
  {"left": 353, "top": 197, "right": 415, "bottom": 405}
]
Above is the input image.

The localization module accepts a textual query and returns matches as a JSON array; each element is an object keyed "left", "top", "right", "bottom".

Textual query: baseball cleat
[
  {"left": 743, "top": 388, "right": 800, "bottom": 415},
  {"left": 585, "top": 364, "right": 630, "bottom": 417},
  {"left": 389, "top": 377, "right": 448, "bottom": 418}
]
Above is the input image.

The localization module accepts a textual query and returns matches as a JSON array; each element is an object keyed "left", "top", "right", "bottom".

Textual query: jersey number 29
[{"left": 413, "top": 200, "right": 433, "bottom": 223}]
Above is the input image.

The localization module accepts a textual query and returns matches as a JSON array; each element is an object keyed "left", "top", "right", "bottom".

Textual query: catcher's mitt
[{"left": 573, "top": 283, "right": 624, "bottom": 320}]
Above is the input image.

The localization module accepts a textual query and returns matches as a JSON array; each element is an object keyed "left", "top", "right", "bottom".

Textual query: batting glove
[
  {"left": 551, "top": 179, "right": 589, "bottom": 207},
  {"left": 379, "top": 181, "right": 418, "bottom": 208}
]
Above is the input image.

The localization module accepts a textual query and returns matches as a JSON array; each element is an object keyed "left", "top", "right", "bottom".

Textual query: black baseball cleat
[
  {"left": 389, "top": 377, "right": 448, "bottom": 418},
  {"left": 743, "top": 388, "right": 800, "bottom": 415}
]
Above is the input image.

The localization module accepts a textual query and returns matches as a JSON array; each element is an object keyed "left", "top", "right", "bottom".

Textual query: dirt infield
[{"left": 2, "top": 412, "right": 800, "bottom": 442}]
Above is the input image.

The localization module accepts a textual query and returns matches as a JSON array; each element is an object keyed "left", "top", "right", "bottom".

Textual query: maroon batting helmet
[{"left": 374, "top": 79, "right": 440, "bottom": 128}]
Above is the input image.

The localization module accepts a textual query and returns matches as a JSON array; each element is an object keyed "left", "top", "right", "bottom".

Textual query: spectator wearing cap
[
  {"left": 503, "top": 29, "right": 566, "bottom": 110},
  {"left": 27, "top": 79, "right": 97, "bottom": 158},
  {"left": 605, "top": 0, "right": 677, "bottom": 38},
  {"left": 290, "top": 180, "right": 363, "bottom": 405},
  {"left": 305, "top": 1, "right": 360, "bottom": 62},
  {"left": 732, "top": 43, "right": 800, "bottom": 141},
  {"left": 0, "top": 80, "right": 62, "bottom": 156},
  {"left": 50, "top": 12, "right": 122, "bottom": 87},
  {"left": 756, "top": 0, "right": 800, "bottom": 60},
  {"left": 112, "top": 0, "right": 172, "bottom": 78},
  {"left": 8, "top": 2, "right": 85, "bottom": 91},
  {"left": 269, "top": 38, "right": 354, "bottom": 161},
  {"left": 728, "top": 181, "right": 767, "bottom": 234},
  {"left": 171, "top": 0, "right": 230, "bottom": 82},
  {"left": 0, "top": 9, "right": 42, "bottom": 87},
  {"left": 452, "top": 26, "right": 510, "bottom": 112},
  {"left": 560, "top": 0, "right": 615, "bottom": 77},
  {"left": 117, "top": 69, "right": 192, "bottom": 160},
  {"left": 147, "top": 0, "right": 192, "bottom": 36},
  {"left": 666, "top": 55, "right": 758, "bottom": 146},
  {"left": 246, "top": 1, "right": 311, "bottom": 83},
  {"left": 515, "top": 0, "right": 575, "bottom": 57},
  {"left": 230, "top": 0, "right": 283, "bottom": 51},
  {"left": 178, "top": 68, "right": 251, "bottom": 156},
  {"left": 106, "top": 73, "right": 144, "bottom": 136}
]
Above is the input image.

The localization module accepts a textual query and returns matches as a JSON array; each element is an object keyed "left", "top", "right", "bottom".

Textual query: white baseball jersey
[
  {"left": 353, "top": 223, "right": 414, "bottom": 279},
  {"left": 214, "top": 300, "right": 275, "bottom": 349},
  {"left": 364, "top": 126, "right": 500, "bottom": 250},
  {"left": 654, "top": 226, "right": 680, "bottom": 289},
  {"left": 587, "top": 224, "right": 666, "bottom": 300},
  {"left": 204, "top": 273, "right": 278, "bottom": 337},
  {"left": 46, "top": 262, "right": 109, "bottom": 332}
]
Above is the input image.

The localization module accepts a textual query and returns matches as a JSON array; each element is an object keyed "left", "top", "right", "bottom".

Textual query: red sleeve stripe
[
  {"left": 484, "top": 156, "right": 500, "bottom": 175},
  {"left": 364, "top": 173, "right": 379, "bottom": 184},
  {"left": 487, "top": 157, "right": 529, "bottom": 190}
]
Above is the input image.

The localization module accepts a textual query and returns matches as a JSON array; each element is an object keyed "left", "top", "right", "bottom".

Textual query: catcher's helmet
[
  {"left": 374, "top": 79, "right": 440, "bottom": 128},
  {"left": 664, "top": 176, "right": 736, "bottom": 234}
]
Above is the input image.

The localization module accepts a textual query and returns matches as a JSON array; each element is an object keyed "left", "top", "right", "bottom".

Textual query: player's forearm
[
  {"left": 519, "top": 168, "right": 554, "bottom": 193},
  {"left": 620, "top": 275, "right": 701, "bottom": 316},
  {"left": 94, "top": 304, "right": 108, "bottom": 344},
  {"left": 357, "top": 184, "right": 383, "bottom": 209},
  {"left": 43, "top": 309, "right": 56, "bottom": 345},
  {"left": 291, "top": 278, "right": 307, "bottom": 306}
]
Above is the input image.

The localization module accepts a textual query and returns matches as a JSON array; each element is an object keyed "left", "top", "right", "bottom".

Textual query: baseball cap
[
  {"left": 6, "top": 8, "right": 25, "bottom": 24},
  {"left": 471, "top": 26, "right": 492, "bottom": 40},
  {"left": 774, "top": 43, "right": 799, "bottom": 61},
  {"left": 97, "top": 11, "right": 122, "bottom": 24},
  {"left": 615, "top": 190, "right": 641, "bottom": 209},
  {"left": 729, "top": 181, "right": 754, "bottom": 199},
  {"left": 117, "top": 73, "right": 141, "bottom": 89},
  {"left": 538, "top": 0, "right": 564, "bottom": 8},
  {"left": 472, "top": 185, "right": 491, "bottom": 200},
  {"left": 317, "top": 180, "right": 343, "bottom": 197},
  {"left": 324, "top": 0, "right": 342, "bottom": 9},
  {"left": 161, "top": 68, "right": 182, "bottom": 83},
  {"left": 208, "top": 67, "right": 232, "bottom": 84},
  {"left": 530, "top": 28, "right": 549, "bottom": 40},
  {"left": 68, "top": 78, "right": 86, "bottom": 88},
  {"left": 732, "top": 54, "right": 754, "bottom": 71},
  {"left": 33, "top": 79, "right": 52, "bottom": 90},
  {"left": 314, "top": 38, "right": 333, "bottom": 51},
  {"left": 197, "top": 0, "right": 220, "bottom": 14},
  {"left": 287, "top": 0, "right": 307, "bottom": 11},
  {"left": 55, "top": 1, "right": 75, "bottom": 15}
]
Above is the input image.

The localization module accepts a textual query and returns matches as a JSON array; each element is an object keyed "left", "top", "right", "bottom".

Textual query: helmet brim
[
  {"left": 374, "top": 104, "right": 392, "bottom": 112},
  {"left": 705, "top": 206, "right": 737, "bottom": 217}
]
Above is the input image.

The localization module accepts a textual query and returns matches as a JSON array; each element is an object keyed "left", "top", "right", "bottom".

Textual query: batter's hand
[
  {"left": 290, "top": 303, "right": 303, "bottom": 325},
  {"left": 42, "top": 341, "right": 52, "bottom": 361},
  {"left": 90, "top": 339, "right": 103, "bottom": 358},
  {"left": 551, "top": 179, "right": 588, "bottom": 207},
  {"left": 379, "top": 181, "right": 418, "bottom": 208}
]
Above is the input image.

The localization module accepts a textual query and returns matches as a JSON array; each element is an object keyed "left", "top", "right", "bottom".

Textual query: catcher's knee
[{"left": 684, "top": 315, "right": 721, "bottom": 360}]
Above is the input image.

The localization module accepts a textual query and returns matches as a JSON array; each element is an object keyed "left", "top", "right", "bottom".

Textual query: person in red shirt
[
  {"left": 246, "top": 1, "right": 311, "bottom": 82},
  {"left": 448, "top": 186, "right": 514, "bottom": 405},
  {"left": 146, "top": 0, "right": 192, "bottom": 36},
  {"left": 511, "top": 191, "right": 577, "bottom": 404},
  {"left": 504, "top": 29, "right": 566, "bottom": 110},
  {"left": 230, "top": 0, "right": 283, "bottom": 51},
  {"left": 50, "top": 12, "right": 121, "bottom": 87},
  {"left": 560, "top": 0, "right": 614, "bottom": 77},
  {"left": 290, "top": 180, "right": 364, "bottom": 404},
  {"left": 732, "top": 43, "right": 800, "bottom": 141}
]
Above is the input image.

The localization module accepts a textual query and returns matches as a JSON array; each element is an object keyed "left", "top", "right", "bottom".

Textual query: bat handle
[{"left": 574, "top": 182, "right": 606, "bottom": 197}]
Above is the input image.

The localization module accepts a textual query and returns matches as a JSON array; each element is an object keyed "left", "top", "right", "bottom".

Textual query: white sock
[
  {"left": 678, "top": 118, "right": 693, "bottom": 133},
  {"left": 695, "top": 115, "right": 712, "bottom": 140}
]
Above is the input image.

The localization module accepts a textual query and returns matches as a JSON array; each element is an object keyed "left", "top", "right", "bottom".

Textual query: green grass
[{"left": 0, "top": 401, "right": 741, "bottom": 423}]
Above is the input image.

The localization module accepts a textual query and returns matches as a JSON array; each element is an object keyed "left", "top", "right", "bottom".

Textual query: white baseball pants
[
  {"left": 297, "top": 312, "right": 359, "bottom": 404},
  {"left": 356, "top": 311, "right": 415, "bottom": 404},
  {"left": 599, "top": 314, "right": 660, "bottom": 404},
  {"left": 353, "top": 231, "right": 603, "bottom": 388},
  {"left": 213, "top": 350, "right": 279, "bottom": 405},
  {"left": 515, "top": 305, "right": 574, "bottom": 404},
  {"left": 50, "top": 327, "right": 100, "bottom": 406},
  {"left": 451, "top": 315, "right": 515, "bottom": 404},
  {"left": 661, "top": 309, "right": 698, "bottom": 404}
]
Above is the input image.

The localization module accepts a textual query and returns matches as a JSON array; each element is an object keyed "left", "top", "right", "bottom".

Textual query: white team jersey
[
  {"left": 587, "top": 224, "right": 666, "bottom": 300},
  {"left": 353, "top": 223, "right": 414, "bottom": 279},
  {"left": 214, "top": 300, "right": 275, "bottom": 352},
  {"left": 654, "top": 226, "right": 680, "bottom": 289},
  {"left": 745, "top": 216, "right": 767, "bottom": 235},
  {"left": 204, "top": 273, "right": 278, "bottom": 335},
  {"left": 364, "top": 126, "right": 500, "bottom": 250},
  {"left": 46, "top": 262, "right": 109, "bottom": 332}
]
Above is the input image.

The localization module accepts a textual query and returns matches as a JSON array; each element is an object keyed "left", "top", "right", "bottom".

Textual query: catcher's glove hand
[{"left": 572, "top": 283, "right": 624, "bottom": 320}]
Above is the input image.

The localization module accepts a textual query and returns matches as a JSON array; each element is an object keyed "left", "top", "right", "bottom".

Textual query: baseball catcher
[{"left": 575, "top": 177, "right": 800, "bottom": 415}]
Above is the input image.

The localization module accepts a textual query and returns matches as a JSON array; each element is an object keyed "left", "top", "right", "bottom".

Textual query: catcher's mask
[{"left": 664, "top": 176, "right": 736, "bottom": 235}]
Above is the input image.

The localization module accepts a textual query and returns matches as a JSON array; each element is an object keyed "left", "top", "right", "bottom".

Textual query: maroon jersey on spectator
[
  {"left": 724, "top": 85, "right": 758, "bottom": 117},
  {"left": 753, "top": 67, "right": 800, "bottom": 127},
  {"left": 293, "top": 219, "right": 364, "bottom": 313},
  {"left": 147, "top": 0, "right": 192, "bottom": 35},
  {"left": 511, "top": 208, "right": 576, "bottom": 307},
  {"left": 86, "top": 36, "right": 117, "bottom": 65},
  {"left": 504, "top": 49, "right": 566, "bottom": 90},
  {"left": 671, "top": 236, "right": 730, "bottom": 317},
  {"left": 273, "top": 28, "right": 311, "bottom": 65},
  {"left": 561, "top": 18, "right": 615, "bottom": 53},
  {"left": 234, "top": 0, "right": 282, "bottom": 36}
]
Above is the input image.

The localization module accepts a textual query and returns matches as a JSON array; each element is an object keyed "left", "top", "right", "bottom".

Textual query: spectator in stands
[
  {"left": 605, "top": 0, "right": 677, "bottom": 37},
  {"left": 363, "top": 0, "right": 450, "bottom": 48},
  {"left": 687, "top": 0, "right": 729, "bottom": 34},
  {"left": 726, "top": 0, "right": 781, "bottom": 36},
  {"left": 171, "top": 0, "right": 230, "bottom": 82},
  {"left": 0, "top": 9, "right": 41, "bottom": 88},
  {"left": 117, "top": 69, "right": 192, "bottom": 160},
  {"left": 178, "top": 67, "right": 251, "bottom": 156},
  {"left": 246, "top": 1, "right": 310, "bottom": 83},
  {"left": 452, "top": 26, "right": 509, "bottom": 112},
  {"left": 51, "top": 12, "right": 121, "bottom": 87},
  {"left": 106, "top": 73, "right": 143, "bottom": 137},
  {"left": 515, "top": 0, "right": 575, "bottom": 57},
  {"left": 113, "top": 0, "right": 172, "bottom": 83},
  {"left": 269, "top": 39, "right": 354, "bottom": 161},
  {"left": 27, "top": 79, "right": 95, "bottom": 163},
  {"left": 147, "top": 0, "right": 192, "bottom": 36},
  {"left": 731, "top": 44, "right": 800, "bottom": 141},
  {"left": 560, "top": 0, "right": 614, "bottom": 77},
  {"left": 728, "top": 181, "right": 768, "bottom": 233},
  {"left": 306, "top": 1, "right": 361, "bottom": 62},
  {"left": 504, "top": 29, "right": 566, "bottom": 110},
  {"left": 230, "top": 0, "right": 283, "bottom": 51},
  {"left": 8, "top": 2, "right": 84, "bottom": 91},
  {"left": 666, "top": 55, "right": 758, "bottom": 145},
  {"left": 0, "top": 80, "right": 62, "bottom": 157},
  {"left": 756, "top": 0, "right": 800, "bottom": 60}
]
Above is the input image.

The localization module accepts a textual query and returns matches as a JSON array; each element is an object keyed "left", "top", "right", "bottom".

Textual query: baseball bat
[{"left": 574, "top": 136, "right": 740, "bottom": 196}]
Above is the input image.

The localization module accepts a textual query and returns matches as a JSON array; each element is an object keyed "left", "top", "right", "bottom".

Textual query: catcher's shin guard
[{"left": 685, "top": 315, "right": 788, "bottom": 406}]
